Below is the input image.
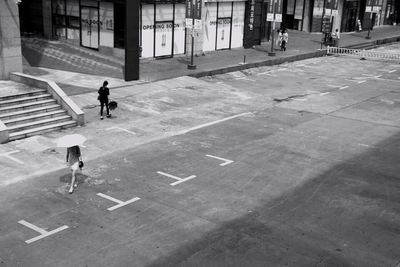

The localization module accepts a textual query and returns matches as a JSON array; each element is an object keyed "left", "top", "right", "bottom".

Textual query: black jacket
[{"left": 98, "top": 86, "right": 110, "bottom": 101}]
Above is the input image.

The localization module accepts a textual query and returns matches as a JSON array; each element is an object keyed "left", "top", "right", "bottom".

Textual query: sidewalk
[
  {"left": 22, "top": 25, "right": 400, "bottom": 90},
  {"left": 1, "top": 25, "right": 399, "bottom": 187}
]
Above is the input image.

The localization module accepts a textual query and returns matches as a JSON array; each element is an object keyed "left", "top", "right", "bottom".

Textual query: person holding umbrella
[
  {"left": 98, "top": 80, "right": 111, "bottom": 120},
  {"left": 57, "top": 134, "right": 86, "bottom": 194}
]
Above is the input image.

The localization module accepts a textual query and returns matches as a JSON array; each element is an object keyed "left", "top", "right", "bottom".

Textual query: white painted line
[
  {"left": 339, "top": 86, "right": 349, "bottom": 90},
  {"left": 293, "top": 98, "right": 307, "bottom": 101},
  {"left": 375, "top": 75, "right": 382, "bottom": 78},
  {"left": 96, "top": 193, "right": 140, "bottom": 211},
  {"left": 106, "top": 127, "right": 136, "bottom": 135},
  {"left": 157, "top": 171, "right": 196, "bottom": 186},
  {"left": 175, "top": 112, "right": 252, "bottom": 136},
  {"left": 319, "top": 92, "right": 330, "bottom": 96},
  {"left": 388, "top": 70, "right": 397, "bottom": 73},
  {"left": 357, "top": 80, "right": 366, "bottom": 84},
  {"left": 0, "top": 150, "right": 23, "bottom": 164},
  {"left": 235, "top": 77, "right": 256, "bottom": 82},
  {"left": 327, "top": 84, "right": 342, "bottom": 88},
  {"left": 18, "top": 220, "right": 69, "bottom": 244},
  {"left": 205, "top": 154, "right": 234, "bottom": 166}
]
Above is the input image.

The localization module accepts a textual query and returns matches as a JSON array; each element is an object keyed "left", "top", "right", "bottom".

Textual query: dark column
[{"left": 125, "top": 0, "right": 140, "bottom": 81}]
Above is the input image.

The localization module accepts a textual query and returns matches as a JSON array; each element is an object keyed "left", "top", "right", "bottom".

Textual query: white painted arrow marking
[
  {"left": 97, "top": 193, "right": 140, "bottom": 211},
  {"left": 18, "top": 220, "right": 69, "bottom": 244},
  {"left": 205, "top": 154, "right": 234, "bottom": 166},
  {"left": 157, "top": 171, "right": 196, "bottom": 186},
  {"left": 0, "top": 150, "right": 23, "bottom": 164},
  {"left": 106, "top": 126, "right": 136, "bottom": 135}
]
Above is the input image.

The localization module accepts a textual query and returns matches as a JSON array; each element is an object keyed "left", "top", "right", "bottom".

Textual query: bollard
[{"left": 243, "top": 55, "right": 246, "bottom": 64}]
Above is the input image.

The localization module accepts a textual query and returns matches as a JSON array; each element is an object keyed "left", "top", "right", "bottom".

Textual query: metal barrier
[{"left": 327, "top": 46, "right": 400, "bottom": 61}]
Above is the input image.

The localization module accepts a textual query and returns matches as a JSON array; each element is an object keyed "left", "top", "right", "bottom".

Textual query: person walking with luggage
[
  {"left": 281, "top": 29, "right": 288, "bottom": 51},
  {"left": 98, "top": 80, "right": 111, "bottom": 120}
]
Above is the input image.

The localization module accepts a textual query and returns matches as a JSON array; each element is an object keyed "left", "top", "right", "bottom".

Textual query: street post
[
  {"left": 187, "top": 0, "right": 197, "bottom": 69},
  {"left": 268, "top": 0, "right": 276, "bottom": 56},
  {"left": 366, "top": 0, "right": 375, "bottom": 39},
  {"left": 125, "top": 0, "right": 140, "bottom": 81}
]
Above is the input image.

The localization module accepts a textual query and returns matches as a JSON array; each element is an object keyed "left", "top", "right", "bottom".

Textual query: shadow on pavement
[{"left": 146, "top": 131, "right": 400, "bottom": 267}]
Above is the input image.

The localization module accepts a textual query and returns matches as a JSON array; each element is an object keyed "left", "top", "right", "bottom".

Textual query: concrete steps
[{"left": 0, "top": 88, "right": 77, "bottom": 142}]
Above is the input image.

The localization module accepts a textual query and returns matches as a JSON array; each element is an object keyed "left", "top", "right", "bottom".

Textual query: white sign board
[
  {"left": 275, "top": 14, "right": 282, "bottom": 22},
  {"left": 185, "top": 18, "right": 193, "bottom": 28},
  {"left": 267, "top": 13, "right": 274, "bottom": 21},
  {"left": 194, "top": 19, "right": 202, "bottom": 30}
]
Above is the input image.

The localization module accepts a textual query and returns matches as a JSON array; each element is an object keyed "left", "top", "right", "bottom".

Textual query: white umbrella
[{"left": 57, "top": 134, "right": 86, "bottom": 148}]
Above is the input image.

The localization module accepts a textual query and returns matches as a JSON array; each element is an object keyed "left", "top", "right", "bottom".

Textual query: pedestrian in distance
[
  {"left": 98, "top": 80, "right": 111, "bottom": 120},
  {"left": 281, "top": 29, "right": 288, "bottom": 51},
  {"left": 276, "top": 29, "right": 282, "bottom": 48},
  {"left": 66, "top": 145, "right": 83, "bottom": 194},
  {"left": 332, "top": 29, "right": 340, "bottom": 47}
]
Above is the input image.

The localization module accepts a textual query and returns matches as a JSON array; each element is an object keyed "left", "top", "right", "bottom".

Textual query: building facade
[
  {"left": 1, "top": 0, "right": 23, "bottom": 79},
  {"left": 18, "top": 0, "right": 399, "bottom": 59}
]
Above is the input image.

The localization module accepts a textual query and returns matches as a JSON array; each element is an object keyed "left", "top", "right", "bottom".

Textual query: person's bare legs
[{"left": 69, "top": 168, "right": 77, "bottom": 193}]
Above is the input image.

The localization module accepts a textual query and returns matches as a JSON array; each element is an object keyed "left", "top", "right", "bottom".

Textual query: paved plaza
[{"left": 0, "top": 41, "right": 400, "bottom": 266}]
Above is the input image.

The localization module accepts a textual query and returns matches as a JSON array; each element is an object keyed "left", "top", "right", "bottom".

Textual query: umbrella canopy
[{"left": 57, "top": 134, "right": 86, "bottom": 148}]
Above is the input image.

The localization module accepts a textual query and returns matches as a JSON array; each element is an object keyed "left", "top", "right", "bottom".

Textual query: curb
[
  {"left": 188, "top": 35, "right": 400, "bottom": 78},
  {"left": 188, "top": 50, "right": 327, "bottom": 78},
  {"left": 343, "top": 35, "right": 400, "bottom": 50}
]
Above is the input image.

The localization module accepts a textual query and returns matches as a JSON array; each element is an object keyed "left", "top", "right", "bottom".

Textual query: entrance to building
[
  {"left": 253, "top": 1, "right": 268, "bottom": 44},
  {"left": 341, "top": 0, "right": 359, "bottom": 32},
  {"left": 216, "top": 18, "right": 232, "bottom": 50},
  {"left": 154, "top": 21, "right": 174, "bottom": 58},
  {"left": 80, "top": 6, "right": 99, "bottom": 49}
]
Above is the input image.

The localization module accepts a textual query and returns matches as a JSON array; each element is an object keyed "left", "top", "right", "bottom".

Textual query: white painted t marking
[
  {"left": 18, "top": 220, "right": 68, "bottom": 244},
  {"left": 157, "top": 171, "right": 196, "bottom": 186},
  {"left": 0, "top": 150, "right": 23, "bottom": 164},
  {"left": 97, "top": 193, "right": 140, "bottom": 211},
  {"left": 205, "top": 154, "right": 234, "bottom": 166}
]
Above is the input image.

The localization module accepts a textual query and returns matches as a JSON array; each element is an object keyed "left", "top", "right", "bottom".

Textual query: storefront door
[
  {"left": 253, "top": 1, "right": 268, "bottom": 44},
  {"left": 154, "top": 21, "right": 174, "bottom": 58},
  {"left": 216, "top": 18, "right": 231, "bottom": 50},
  {"left": 81, "top": 6, "right": 99, "bottom": 49},
  {"left": 341, "top": 1, "right": 359, "bottom": 32}
]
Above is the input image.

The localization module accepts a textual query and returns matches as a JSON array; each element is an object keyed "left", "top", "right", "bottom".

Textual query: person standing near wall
[
  {"left": 281, "top": 29, "right": 288, "bottom": 51},
  {"left": 332, "top": 29, "right": 340, "bottom": 47}
]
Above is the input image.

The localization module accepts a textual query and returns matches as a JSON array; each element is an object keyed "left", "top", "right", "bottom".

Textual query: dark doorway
[
  {"left": 253, "top": 1, "right": 268, "bottom": 45},
  {"left": 114, "top": 2, "right": 125, "bottom": 49},
  {"left": 341, "top": 0, "right": 359, "bottom": 32},
  {"left": 18, "top": 0, "right": 43, "bottom": 36}
]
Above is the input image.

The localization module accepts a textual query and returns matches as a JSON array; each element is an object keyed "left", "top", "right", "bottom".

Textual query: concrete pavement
[{"left": 1, "top": 42, "right": 400, "bottom": 266}]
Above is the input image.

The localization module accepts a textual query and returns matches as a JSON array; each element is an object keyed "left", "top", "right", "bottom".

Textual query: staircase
[{"left": 0, "top": 85, "right": 77, "bottom": 141}]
